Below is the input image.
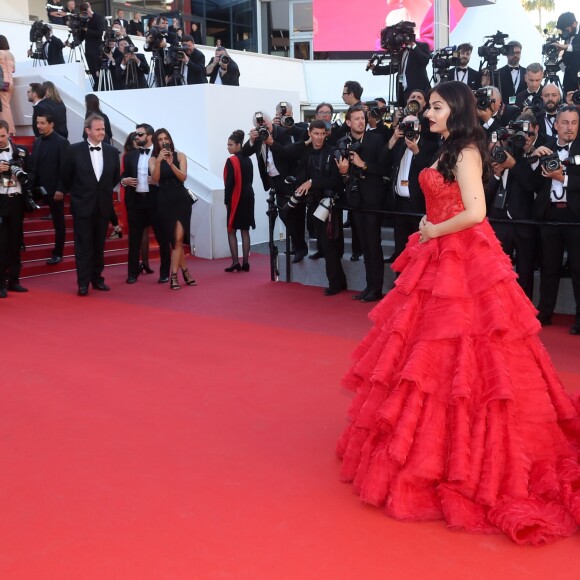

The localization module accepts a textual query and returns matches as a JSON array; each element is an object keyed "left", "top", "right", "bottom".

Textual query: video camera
[
  {"left": 432, "top": 46, "right": 461, "bottom": 70},
  {"left": 146, "top": 26, "right": 169, "bottom": 51},
  {"left": 541, "top": 29, "right": 563, "bottom": 79},
  {"left": 365, "top": 100, "right": 392, "bottom": 120},
  {"left": 334, "top": 135, "right": 362, "bottom": 162},
  {"left": 477, "top": 31, "right": 511, "bottom": 67},
  {"left": 29, "top": 20, "right": 51, "bottom": 43},
  {"left": 474, "top": 87, "right": 494, "bottom": 110},
  {"left": 380, "top": 21, "right": 416, "bottom": 53}
]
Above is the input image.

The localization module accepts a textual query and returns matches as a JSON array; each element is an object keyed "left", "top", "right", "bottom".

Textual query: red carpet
[{"left": 1, "top": 255, "right": 578, "bottom": 579}]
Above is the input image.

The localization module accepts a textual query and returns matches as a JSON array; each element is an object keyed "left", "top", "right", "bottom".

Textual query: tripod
[
  {"left": 124, "top": 59, "right": 138, "bottom": 89},
  {"left": 97, "top": 61, "right": 114, "bottom": 91},
  {"left": 30, "top": 41, "right": 48, "bottom": 67},
  {"left": 67, "top": 37, "right": 92, "bottom": 88},
  {"left": 148, "top": 50, "right": 165, "bottom": 88}
]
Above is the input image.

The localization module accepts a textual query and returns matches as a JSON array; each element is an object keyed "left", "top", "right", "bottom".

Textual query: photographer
[
  {"left": 115, "top": 39, "right": 149, "bottom": 90},
  {"left": 242, "top": 112, "right": 308, "bottom": 262},
  {"left": 273, "top": 101, "right": 307, "bottom": 141},
  {"left": 336, "top": 104, "right": 389, "bottom": 303},
  {"left": 487, "top": 114, "right": 543, "bottom": 300},
  {"left": 206, "top": 46, "right": 240, "bottom": 86},
  {"left": 552, "top": 12, "right": 580, "bottom": 94},
  {"left": 386, "top": 114, "right": 438, "bottom": 263},
  {"left": 476, "top": 86, "right": 508, "bottom": 137},
  {"left": 166, "top": 35, "right": 206, "bottom": 86},
  {"left": 76, "top": 2, "right": 106, "bottom": 87},
  {"left": 28, "top": 22, "right": 65, "bottom": 65},
  {"left": 497, "top": 40, "right": 526, "bottom": 100},
  {"left": 0, "top": 119, "right": 33, "bottom": 297},
  {"left": 278, "top": 120, "right": 346, "bottom": 295},
  {"left": 533, "top": 105, "right": 580, "bottom": 333},
  {"left": 514, "top": 63, "right": 544, "bottom": 110},
  {"left": 31, "top": 113, "right": 69, "bottom": 266},
  {"left": 450, "top": 43, "right": 481, "bottom": 89},
  {"left": 537, "top": 83, "right": 562, "bottom": 139}
]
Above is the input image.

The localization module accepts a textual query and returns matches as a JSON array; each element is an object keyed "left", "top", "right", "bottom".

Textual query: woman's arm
[
  {"left": 419, "top": 147, "right": 487, "bottom": 242},
  {"left": 149, "top": 156, "right": 160, "bottom": 183},
  {"left": 170, "top": 151, "right": 187, "bottom": 183}
]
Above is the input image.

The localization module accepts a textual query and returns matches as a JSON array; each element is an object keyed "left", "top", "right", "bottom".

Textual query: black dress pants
[
  {"left": 393, "top": 196, "right": 421, "bottom": 259},
  {"left": 353, "top": 210, "right": 384, "bottom": 294},
  {"left": 315, "top": 208, "right": 346, "bottom": 290},
  {"left": 47, "top": 195, "right": 65, "bottom": 257},
  {"left": 72, "top": 209, "right": 109, "bottom": 287},
  {"left": 0, "top": 194, "right": 24, "bottom": 287},
  {"left": 538, "top": 207, "right": 580, "bottom": 319}
]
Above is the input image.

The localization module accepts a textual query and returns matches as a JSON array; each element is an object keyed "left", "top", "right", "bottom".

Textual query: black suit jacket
[
  {"left": 562, "top": 33, "right": 580, "bottom": 93},
  {"left": 514, "top": 89, "right": 541, "bottom": 110},
  {"left": 185, "top": 48, "right": 207, "bottom": 85},
  {"left": 114, "top": 53, "right": 150, "bottom": 89},
  {"left": 386, "top": 136, "right": 438, "bottom": 213},
  {"left": 122, "top": 149, "right": 158, "bottom": 210},
  {"left": 80, "top": 12, "right": 107, "bottom": 53},
  {"left": 535, "top": 111, "right": 558, "bottom": 140},
  {"left": 496, "top": 65, "right": 526, "bottom": 101},
  {"left": 208, "top": 59, "right": 240, "bottom": 86},
  {"left": 32, "top": 99, "right": 68, "bottom": 139},
  {"left": 534, "top": 136, "right": 580, "bottom": 219},
  {"left": 449, "top": 66, "right": 481, "bottom": 89},
  {"left": 402, "top": 42, "right": 431, "bottom": 95},
  {"left": 31, "top": 131, "right": 69, "bottom": 196},
  {"left": 60, "top": 141, "right": 120, "bottom": 218},
  {"left": 45, "top": 36, "right": 65, "bottom": 65},
  {"left": 128, "top": 20, "right": 144, "bottom": 36}
]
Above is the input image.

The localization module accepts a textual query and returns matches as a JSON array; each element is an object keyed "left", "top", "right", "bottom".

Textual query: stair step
[{"left": 23, "top": 214, "right": 75, "bottom": 232}]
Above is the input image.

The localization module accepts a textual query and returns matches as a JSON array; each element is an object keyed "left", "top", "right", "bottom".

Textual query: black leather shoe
[
  {"left": 241, "top": 262, "right": 250, "bottom": 272},
  {"left": 0, "top": 287, "right": 7, "bottom": 298},
  {"left": 352, "top": 290, "right": 369, "bottom": 301},
  {"left": 323, "top": 284, "right": 347, "bottom": 296},
  {"left": 537, "top": 313, "right": 552, "bottom": 327},
  {"left": 570, "top": 323, "right": 580, "bottom": 335},
  {"left": 360, "top": 292, "right": 384, "bottom": 303},
  {"left": 309, "top": 251, "right": 324, "bottom": 260},
  {"left": 46, "top": 256, "right": 63, "bottom": 265},
  {"left": 8, "top": 283, "right": 28, "bottom": 292},
  {"left": 158, "top": 276, "right": 169, "bottom": 284},
  {"left": 91, "top": 282, "right": 110, "bottom": 291},
  {"left": 350, "top": 253, "right": 361, "bottom": 262},
  {"left": 383, "top": 254, "right": 396, "bottom": 264},
  {"left": 126, "top": 276, "right": 138, "bottom": 284},
  {"left": 78, "top": 285, "right": 88, "bottom": 296},
  {"left": 292, "top": 249, "right": 308, "bottom": 264}
]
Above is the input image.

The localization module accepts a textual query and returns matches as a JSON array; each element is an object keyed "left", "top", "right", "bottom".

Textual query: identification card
[{"left": 400, "top": 180, "right": 409, "bottom": 187}]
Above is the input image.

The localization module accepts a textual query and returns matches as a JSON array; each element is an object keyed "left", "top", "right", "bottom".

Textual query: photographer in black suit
[
  {"left": 115, "top": 39, "right": 150, "bottom": 89},
  {"left": 60, "top": 114, "right": 120, "bottom": 296},
  {"left": 487, "top": 114, "right": 543, "bottom": 300},
  {"left": 31, "top": 113, "right": 69, "bottom": 266},
  {"left": 450, "top": 43, "right": 481, "bottom": 89},
  {"left": 514, "top": 63, "right": 544, "bottom": 110},
  {"left": 337, "top": 104, "right": 389, "bottom": 302},
  {"left": 0, "top": 120, "right": 32, "bottom": 298},
  {"left": 206, "top": 46, "right": 240, "bottom": 86},
  {"left": 28, "top": 25, "right": 65, "bottom": 65},
  {"left": 386, "top": 114, "right": 438, "bottom": 262},
  {"left": 532, "top": 105, "right": 580, "bottom": 334},
  {"left": 167, "top": 35, "right": 207, "bottom": 86},
  {"left": 77, "top": 2, "right": 107, "bottom": 88},
  {"left": 536, "top": 83, "right": 562, "bottom": 139},
  {"left": 497, "top": 41, "right": 526, "bottom": 101},
  {"left": 552, "top": 12, "right": 580, "bottom": 94}
]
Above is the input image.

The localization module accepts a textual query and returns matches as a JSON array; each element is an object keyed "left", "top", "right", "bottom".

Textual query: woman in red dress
[{"left": 337, "top": 81, "right": 580, "bottom": 546}]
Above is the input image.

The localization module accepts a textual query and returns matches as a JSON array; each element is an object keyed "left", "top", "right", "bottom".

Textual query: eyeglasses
[
  {"left": 317, "top": 110, "right": 332, "bottom": 115},
  {"left": 342, "top": 92, "right": 350, "bottom": 96},
  {"left": 135, "top": 132, "right": 146, "bottom": 137}
]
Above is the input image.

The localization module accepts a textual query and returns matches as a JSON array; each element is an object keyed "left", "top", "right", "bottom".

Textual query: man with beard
[
  {"left": 31, "top": 113, "right": 69, "bottom": 266},
  {"left": 449, "top": 43, "right": 481, "bottom": 89},
  {"left": 497, "top": 40, "right": 526, "bottom": 101},
  {"left": 536, "top": 83, "right": 562, "bottom": 139}
]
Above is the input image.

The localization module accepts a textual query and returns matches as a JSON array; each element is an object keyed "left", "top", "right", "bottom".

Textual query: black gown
[
  {"left": 224, "top": 153, "right": 255, "bottom": 230},
  {"left": 157, "top": 153, "right": 192, "bottom": 247}
]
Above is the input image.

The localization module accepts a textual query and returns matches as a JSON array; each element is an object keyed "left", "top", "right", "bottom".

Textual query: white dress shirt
[{"left": 88, "top": 140, "right": 103, "bottom": 181}]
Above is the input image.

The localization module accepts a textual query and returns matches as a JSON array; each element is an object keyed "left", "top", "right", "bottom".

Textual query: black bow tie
[
  {"left": 510, "top": 66, "right": 519, "bottom": 71},
  {"left": 89, "top": 146, "right": 101, "bottom": 152},
  {"left": 0, "top": 147, "right": 10, "bottom": 152},
  {"left": 140, "top": 148, "right": 150, "bottom": 155},
  {"left": 556, "top": 144, "right": 569, "bottom": 152}
]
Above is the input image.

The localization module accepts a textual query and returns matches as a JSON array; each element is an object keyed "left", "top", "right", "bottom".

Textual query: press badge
[{"left": 509, "top": 96, "right": 516, "bottom": 105}]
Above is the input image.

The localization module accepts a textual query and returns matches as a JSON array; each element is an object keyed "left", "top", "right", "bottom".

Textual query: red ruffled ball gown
[{"left": 337, "top": 168, "right": 580, "bottom": 546}]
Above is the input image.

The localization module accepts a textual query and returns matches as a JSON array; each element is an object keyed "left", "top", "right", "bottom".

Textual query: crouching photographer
[
  {"left": 532, "top": 105, "right": 580, "bottom": 333},
  {"left": 278, "top": 120, "right": 346, "bottom": 296},
  {"left": 115, "top": 39, "right": 149, "bottom": 89},
  {"left": 0, "top": 120, "right": 34, "bottom": 297}
]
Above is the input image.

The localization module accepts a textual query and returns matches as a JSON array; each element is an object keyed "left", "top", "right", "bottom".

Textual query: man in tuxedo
[
  {"left": 27, "top": 83, "right": 68, "bottom": 139},
  {"left": 77, "top": 2, "right": 107, "bottom": 88},
  {"left": 60, "top": 114, "right": 120, "bottom": 296},
  {"left": 477, "top": 86, "right": 505, "bottom": 137},
  {"left": 553, "top": 12, "right": 580, "bottom": 94},
  {"left": 0, "top": 120, "right": 32, "bottom": 298},
  {"left": 115, "top": 39, "right": 149, "bottom": 89},
  {"left": 399, "top": 38, "right": 431, "bottom": 101},
  {"left": 450, "top": 43, "right": 481, "bottom": 89},
  {"left": 386, "top": 114, "right": 438, "bottom": 263},
  {"left": 533, "top": 105, "right": 580, "bottom": 334},
  {"left": 487, "top": 114, "right": 543, "bottom": 300},
  {"left": 242, "top": 112, "right": 308, "bottom": 262},
  {"left": 113, "top": 9, "right": 129, "bottom": 31},
  {"left": 514, "top": 62, "right": 544, "bottom": 110},
  {"left": 31, "top": 113, "right": 69, "bottom": 266},
  {"left": 121, "top": 123, "right": 170, "bottom": 284},
  {"left": 496, "top": 41, "right": 526, "bottom": 101},
  {"left": 28, "top": 26, "right": 65, "bottom": 65},
  {"left": 536, "top": 83, "right": 562, "bottom": 139},
  {"left": 168, "top": 35, "right": 206, "bottom": 86},
  {"left": 337, "top": 105, "right": 389, "bottom": 303},
  {"left": 206, "top": 46, "right": 240, "bottom": 86}
]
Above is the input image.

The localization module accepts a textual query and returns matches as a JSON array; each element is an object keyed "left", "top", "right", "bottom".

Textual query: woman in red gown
[{"left": 337, "top": 81, "right": 580, "bottom": 546}]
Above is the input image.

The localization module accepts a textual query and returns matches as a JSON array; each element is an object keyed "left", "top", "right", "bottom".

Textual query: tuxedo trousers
[
  {"left": 46, "top": 195, "right": 65, "bottom": 257},
  {"left": 0, "top": 195, "right": 24, "bottom": 286},
  {"left": 353, "top": 210, "right": 384, "bottom": 294},
  {"left": 72, "top": 208, "right": 109, "bottom": 287}
]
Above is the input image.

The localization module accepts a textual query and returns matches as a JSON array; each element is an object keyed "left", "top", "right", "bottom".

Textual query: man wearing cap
[{"left": 552, "top": 12, "right": 580, "bottom": 94}]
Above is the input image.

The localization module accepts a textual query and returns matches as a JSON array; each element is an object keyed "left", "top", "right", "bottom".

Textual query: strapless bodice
[{"left": 419, "top": 168, "right": 465, "bottom": 224}]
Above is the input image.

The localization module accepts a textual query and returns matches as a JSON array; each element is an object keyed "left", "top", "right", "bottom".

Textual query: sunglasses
[{"left": 134, "top": 132, "right": 146, "bottom": 137}]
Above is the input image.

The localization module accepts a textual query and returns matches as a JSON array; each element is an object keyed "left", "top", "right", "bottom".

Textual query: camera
[
  {"left": 477, "top": 31, "right": 511, "bottom": 67},
  {"left": 491, "top": 146, "right": 511, "bottom": 164},
  {"left": 522, "top": 94, "right": 544, "bottom": 113},
  {"left": 146, "top": 25, "right": 168, "bottom": 51},
  {"left": 123, "top": 45, "right": 138, "bottom": 55},
  {"left": 399, "top": 120, "right": 420, "bottom": 140},
  {"left": 508, "top": 120, "right": 532, "bottom": 148},
  {"left": 365, "top": 100, "right": 391, "bottom": 120},
  {"left": 278, "top": 103, "right": 294, "bottom": 128},
  {"left": 334, "top": 135, "right": 362, "bottom": 161},
  {"left": 474, "top": 87, "right": 494, "bottom": 110},
  {"left": 220, "top": 55, "right": 230, "bottom": 65},
  {"left": 572, "top": 90, "right": 580, "bottom": 105},
  {"left": 254, "top": 112, "right": 271, "bottom": 141},
  {"left": 541, "top": 153, "right": 561, "bottom": 172},
  {"left": 431, "top": 46, "right": 461, "bottom": 70},
  {"left": 29, "top": 20, "right": 50, "bottom": 43},
  {"left": 403, "top": 99, "right": 421, "bottom": 116},
  {"left": 380, "top": 21, "right": 416, "bottom": 52}
]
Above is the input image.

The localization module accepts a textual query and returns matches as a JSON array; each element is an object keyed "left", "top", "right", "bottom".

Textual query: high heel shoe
[
  {"left": 140, "top": 262, "right": 154, "bottom": 275},
  {"left": 241, "top": 262, "right": 250, "bottom": 272},
  {"left": 109, "top": 225, "right": 123, "bottom": 239},
  {"left": 181, "top": 268, "right": 197, "bottom": 286},
  {"left": 225, "top": 263, "right": 242, "bottom": 272},
  {"left": 170, "top": 272, "right": 181, "bottom": 290}
]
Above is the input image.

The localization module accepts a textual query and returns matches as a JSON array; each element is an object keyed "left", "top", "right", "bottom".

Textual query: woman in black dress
[
  {"left": 223, "top": 129, "right": 255, "bottom": 272},
  {"left": 149, "top": 128, "right": 196, "bottom": 290}
]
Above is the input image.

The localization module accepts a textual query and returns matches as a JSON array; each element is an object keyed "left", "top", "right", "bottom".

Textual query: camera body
[
  {"left": 523, "top": 94, "right": 544, "bottom": 113},
  {"left": 541, "top": 153, "right": 561, "bottom": 172},
  {"left": 29, "top": 20, "right": 51, "bottom": 43},
  {"left": 474, "top": 87, "right": 494, "bottom": 110},
  {"left": 123, "top": 45, "right": 138, "bottom": 55},
  {"left": 399, "top": 120, "right": 420, "bottom": 140},
  {"left": 147, "top": 26, "right": 168, "bottom": 51},
  {"left": 431, "top": 46, "right": 461, "bottom": 70},
  {"left": 254, "top": 112, "right": 271, "bottom": 142},
  {"left": 572, "top": 90, "right": 580, "bottom": 105},
  {"left": 380, "top": 21, "right": 416, "bottom": 52},
  {"left": 491, "top": 146, "right": 512, "bottom": 164}
]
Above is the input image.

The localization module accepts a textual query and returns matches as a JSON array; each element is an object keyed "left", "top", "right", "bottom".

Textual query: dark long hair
[
  {"left": 85, "top": 93, "right": 103, "bottom": 115},
  {"left": 429, "top": 81, "right": 490, "bottom": 183},
  {"left": 152, "top": 128, "right": 175, "bottom": 157}
]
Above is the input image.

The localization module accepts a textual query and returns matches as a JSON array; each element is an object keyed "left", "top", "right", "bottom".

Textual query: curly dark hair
[
  {"left": 228, "top": 129, "right": 245, "bottom": 145},
  {"left": 429, "top": 81, "right": 490, "bottom": 184}
]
